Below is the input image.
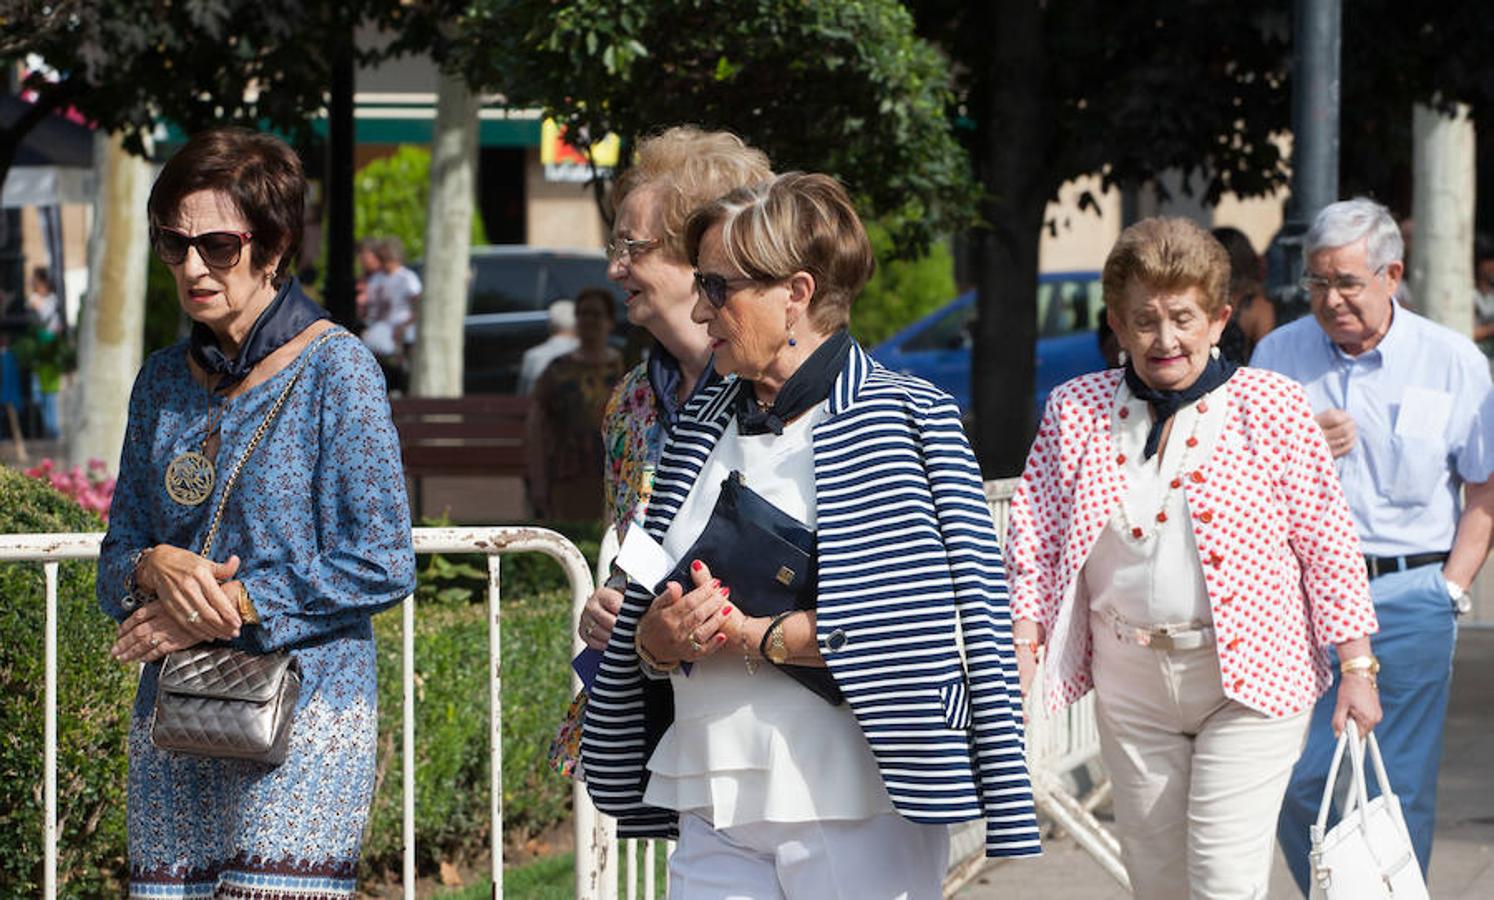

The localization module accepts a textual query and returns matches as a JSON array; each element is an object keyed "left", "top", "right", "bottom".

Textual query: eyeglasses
[
  {"left": 605, "top": 236, "right": 660, "bottom": 263},
  {"left": 151, "top": 227, "right": 254, "bottom": 269},
  {"left": 1299, "top": 266, "right": 1386, "bottom": 300},
  {"left": 693, "top": 271, "right": 762, "bottom": 309}
]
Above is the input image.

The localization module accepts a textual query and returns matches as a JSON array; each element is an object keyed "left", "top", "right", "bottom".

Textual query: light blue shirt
[{"left": 1251, "top": 303, "right": 1492, "bottom": 557}]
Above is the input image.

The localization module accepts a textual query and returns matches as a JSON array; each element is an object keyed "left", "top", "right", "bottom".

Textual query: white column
[{"left": 1410, "top": 101, "right": 1476, "bottom": 335}]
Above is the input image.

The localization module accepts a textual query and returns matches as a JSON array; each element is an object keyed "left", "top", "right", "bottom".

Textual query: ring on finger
[
  {"left": 149, "top": 636, "right": 161, "bottom": 648},
  {"left": 585, "top": 619, "right": 597, "bottom": 638},
  {"left": 186, "top": 609, "right": 201, "bottom": 624},
  {"left": 687, "top": 633, "right": 704, "bottom": 654}
]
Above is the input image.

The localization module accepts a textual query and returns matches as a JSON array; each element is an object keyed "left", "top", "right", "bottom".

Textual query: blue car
[{"left": 869, "top": 271, "right": 1110, "bottom": 414}]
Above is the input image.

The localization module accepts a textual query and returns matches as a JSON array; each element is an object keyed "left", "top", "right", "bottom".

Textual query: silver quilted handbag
[
  {"left": 151, "top": 646, "right": 301, "bottom": 764},
  {"left": 146, "top": 331, "right": 341, "bottom": 765}
]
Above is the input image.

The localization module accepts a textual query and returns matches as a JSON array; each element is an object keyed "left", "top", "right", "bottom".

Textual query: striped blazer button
[{"left": 823, "top": 628, "right": 848, "bottom": 653}]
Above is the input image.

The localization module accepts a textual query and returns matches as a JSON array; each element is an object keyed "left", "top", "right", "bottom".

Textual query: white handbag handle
[{"left": 1314, "top": 720, "right": 1377, "bottom": 834}]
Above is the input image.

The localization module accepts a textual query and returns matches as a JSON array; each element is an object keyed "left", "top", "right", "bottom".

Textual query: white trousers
[
  {"left": 667, "top": 811, "right": 949, "bottom": 900},
  {"left": 1091, "top": 616, "right": 1310, "bottom": 900}
]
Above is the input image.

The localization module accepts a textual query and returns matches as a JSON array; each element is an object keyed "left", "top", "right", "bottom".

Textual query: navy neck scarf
[
  {"left": 645, "top": 340, "right": 720, "bottom": 434},
  {"left": 1124, "top": 354, "right": 1237, "bottom": 460},
  {"left": 189, "top": 278, "right": 328, "bottom": 394},
  {"left": 736, "top": 330, "right": 852, "bottom": 436}
]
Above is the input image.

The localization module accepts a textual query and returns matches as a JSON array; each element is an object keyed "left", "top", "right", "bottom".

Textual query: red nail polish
[
  {"left": 712, "top": 578, "right": 720, "bottom": 588},
  {"left": 692, "top": 560, "right": 703, "bottom": 572},
  {"left": 721, "top": 586, "right": 731, "bottom": 597},
  {"left": 715, "top": 633, "right": 727, "bottom": 645},
  {"left": 721, "top": 605, "right": 734, "bottom": 616}
]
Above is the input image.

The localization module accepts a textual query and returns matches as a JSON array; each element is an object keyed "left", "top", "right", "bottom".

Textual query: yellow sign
[{"left": 541, "top": 118, "right": 620, "bottom": 182}]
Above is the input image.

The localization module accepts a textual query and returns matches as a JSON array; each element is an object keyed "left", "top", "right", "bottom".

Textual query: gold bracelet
[
  {"left": 1340, "top": 654, "right": 1380, "bottom": 676},
  {"left": 634, "top": 628, "right": 680, "bottom": 676},
  {"left": 237, "top": 583, "right": 260, "bottom": 625}
]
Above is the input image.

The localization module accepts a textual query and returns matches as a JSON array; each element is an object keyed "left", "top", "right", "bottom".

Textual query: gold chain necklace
[
  {"left": 1115, "top": 399, "right": 1209, "bottom": 541},
  {"left": 164, "top": 399, "right": 225, "bottom": 506}
]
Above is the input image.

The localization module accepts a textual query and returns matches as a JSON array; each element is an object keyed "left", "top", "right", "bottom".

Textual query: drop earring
[{"left": 787, "top": 326, "right": 797, "bottom": 348}]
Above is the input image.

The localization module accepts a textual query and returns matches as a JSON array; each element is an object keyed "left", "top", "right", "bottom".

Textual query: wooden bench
[{"left": 389, "top": 395, "right": 530, "bottom": 522}]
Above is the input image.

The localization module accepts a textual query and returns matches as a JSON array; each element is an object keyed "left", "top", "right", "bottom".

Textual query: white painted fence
[
  {"left": 0, "top": 526, "right": 597, "bottom": 900},
  {"left": 7, "top": 484, "right": 1123, "bottom": 898}
]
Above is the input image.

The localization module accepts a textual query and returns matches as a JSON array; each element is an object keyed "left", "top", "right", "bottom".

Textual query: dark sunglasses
[
  {"left": 151, "top": 227, "right": 254, "bottom": 268},
  {"left": 693, "top": 271, "right": 763, "bottom": 309}
]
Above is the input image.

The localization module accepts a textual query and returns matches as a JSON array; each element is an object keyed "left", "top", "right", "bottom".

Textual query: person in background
[
  {"left": 1473, "top": 233, "right": 1494, "bottom": 357},
  {"left": 98, "top": 126, "right": 416, "bottom": 898},
  {"left": 582, "top": 172, "right": 1039, "bottom": 895},
  {"left": 1009, "top": 216, "right": 1379, "bottom": 898},
  {"left": 25, "top": 266, "right": 64, "bottom": 437},
  {"left": 526, "top": 287, "right": 624, "bottom": 521},
  {"left": 360, "top": 236, "right": 421, "bottom": 393},
  {"left": 575, "top": 126, "right": 772, "bottom": 650},
  {"left": 517, "top": 299, "right": 579, "bottom": 396},
  {"left": 1211, "top": 226, "right": 1278, "bottom": 362},
  {"left": 27, "top": 266, "right": 62, "bottom": 335},
  {"left": 1255, "top": 197, "right": 1494, "bottom": 891}
]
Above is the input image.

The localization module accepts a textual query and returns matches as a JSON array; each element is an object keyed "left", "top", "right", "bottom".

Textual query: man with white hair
[
  {"left": 517, "top": 299, "right": 579, "bottom": 395},
  {"left": 1253, "top": 197, "right": 1494, "bottom": 891}
]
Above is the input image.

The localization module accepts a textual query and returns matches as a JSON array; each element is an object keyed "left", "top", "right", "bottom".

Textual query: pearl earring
[
  {"left": 1210, "top": 345, "right": 1221, "bottom": 360},
  {"left": 1118, "top": 349, "right": 1129, "bottom": 367}
]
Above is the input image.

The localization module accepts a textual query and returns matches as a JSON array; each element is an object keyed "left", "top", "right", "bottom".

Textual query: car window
[
  {"left": 469, "top": 258, "right": 545, "bottom": 315},
  {"left": 466, "top": 255, "right": 618, "bottom": 315},
  {"left": 1037, "top": 278, "right": 1104, "bottom": 338},
  {"left": 902, "top": 301, "right": 974, "bottom": 352}
]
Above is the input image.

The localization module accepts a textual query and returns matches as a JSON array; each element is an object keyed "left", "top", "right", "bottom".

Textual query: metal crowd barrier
[
  {"left": 575, "top": 480, "right": 1126, "bottom": 899},
  {"left": 0, "top": 526, "right": 595, "bottom": 900}
]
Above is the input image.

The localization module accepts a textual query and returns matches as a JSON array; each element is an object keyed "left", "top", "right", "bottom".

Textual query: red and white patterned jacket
[{"left": 1008, "top": 366, "right": 1378, "bottom": 717}]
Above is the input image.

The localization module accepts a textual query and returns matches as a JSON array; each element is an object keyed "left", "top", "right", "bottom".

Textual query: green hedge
[
  {"left": 361, "top": 587, "right": 576, "bottom": 877},
  {"left": 0, "top": 467, "right": 131, "bottom": 897}
]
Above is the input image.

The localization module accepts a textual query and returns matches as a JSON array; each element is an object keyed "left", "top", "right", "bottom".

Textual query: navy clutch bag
[{"left": 657, "top": 470, "right": 842, "bottom": 706}]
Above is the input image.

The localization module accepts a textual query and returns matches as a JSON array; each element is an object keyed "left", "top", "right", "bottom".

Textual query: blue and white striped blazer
[{"left": 581, "top": 343, "right": 1041, "bottom": 858}]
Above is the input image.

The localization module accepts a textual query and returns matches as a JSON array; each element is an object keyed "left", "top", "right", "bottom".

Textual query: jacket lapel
[{"left": 643, "top": 376, "right": 741, "bottom": 541}]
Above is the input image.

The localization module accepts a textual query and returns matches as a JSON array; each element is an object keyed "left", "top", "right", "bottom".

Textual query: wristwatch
[
  {"left": 760, "top": 612, "right": 794, "bottom": 666},
  {"left": 1445, "top": 578, "right": 1471, "bottom": 615}
]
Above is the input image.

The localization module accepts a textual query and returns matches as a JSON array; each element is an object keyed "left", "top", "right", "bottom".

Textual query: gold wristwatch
[{"left": 761, "top": 612, "right": 794, "bottom": 665}]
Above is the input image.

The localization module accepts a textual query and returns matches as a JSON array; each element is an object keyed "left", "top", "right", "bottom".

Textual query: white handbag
[{"left": 1308, "top": 721, "right": 1427, "bottom": 899}]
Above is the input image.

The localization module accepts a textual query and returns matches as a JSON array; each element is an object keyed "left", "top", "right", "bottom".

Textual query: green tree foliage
[
  {"left": 0, "top": 467, "right": 130, "bottom": 896},
  {"left": 402, "top": 0, "right": 975, "bottom": 256},
  {"left": 355, "top": 145, "right": 487, "bottom": 262},
  {"left": 907, "top": 0, "right": 1299, "bottom": 473},
  {"left": 0, "top": 1, "right": 410, "bottom": 188},
  {"left": 851, "top": 221, "right": 956, "bottom": 348}
]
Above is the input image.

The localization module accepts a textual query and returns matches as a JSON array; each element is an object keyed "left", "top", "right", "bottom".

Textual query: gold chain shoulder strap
[{"left": 200, "top": 329, "right": 351, "bottom": 559}]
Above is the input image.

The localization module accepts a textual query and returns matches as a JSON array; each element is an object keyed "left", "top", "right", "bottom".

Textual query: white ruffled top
[
  {"left": 642, "top": 402, "right": 894, "bottom": 827},
  {"left": 1083, "top": 381, "right": 1227, "bottom": 627}
]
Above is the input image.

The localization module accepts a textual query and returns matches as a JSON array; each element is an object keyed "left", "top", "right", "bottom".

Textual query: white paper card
[
  {"left": 1395, "top": 387, "right": 1453, "bottom": 440},
  {"left": 615, "top": 525, "right": 675, "bottom": 589}
]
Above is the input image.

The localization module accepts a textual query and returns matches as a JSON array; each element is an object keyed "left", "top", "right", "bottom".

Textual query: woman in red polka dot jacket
[{"left": 1007, "top": 217, "right": 1381, "bottom": 898}]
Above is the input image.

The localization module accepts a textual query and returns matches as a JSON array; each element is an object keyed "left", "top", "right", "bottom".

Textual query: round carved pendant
[{"left": 164, "top": 451, "right": 216, "bottom": 506}]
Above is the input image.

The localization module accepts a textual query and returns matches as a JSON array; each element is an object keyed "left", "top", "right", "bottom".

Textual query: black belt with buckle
[{"left": 1365, "top": 552, "right": 1449, "bottom": 580}]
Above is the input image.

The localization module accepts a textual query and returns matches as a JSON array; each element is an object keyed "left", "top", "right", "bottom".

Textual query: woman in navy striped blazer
[{"left": 581, "top": 172, "right": 1039, "bottom": 898}]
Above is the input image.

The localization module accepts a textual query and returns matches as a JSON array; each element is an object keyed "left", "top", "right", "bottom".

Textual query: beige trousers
[{"left": 1090, "top": 614, "right": 1310, "bottom": 900}]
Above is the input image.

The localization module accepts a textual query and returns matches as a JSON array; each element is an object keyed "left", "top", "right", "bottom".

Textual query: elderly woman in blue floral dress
[{"left": 98, "top": 127, "right": 416, "bottom": 898}]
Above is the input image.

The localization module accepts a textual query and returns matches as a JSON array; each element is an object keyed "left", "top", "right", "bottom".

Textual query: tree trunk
[
  {"left": 1410, "top": 101, "right": 1475, "bottom": 335},
  {"left": 410, "top": 70, "right": 479, "bottom": 397},
  {"left": 971, "top": 0, "right": 1054, "bottom": 478},
  {"left": 65, "top": 132, "right": 150, "bottom": 471}
]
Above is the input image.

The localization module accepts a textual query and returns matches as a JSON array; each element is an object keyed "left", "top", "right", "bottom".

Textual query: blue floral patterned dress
[{"left": 98, "top": 328, "right": 416, "bottom": 898}]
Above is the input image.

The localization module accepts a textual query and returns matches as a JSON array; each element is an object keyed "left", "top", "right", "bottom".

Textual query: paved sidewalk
[{"left": 958, "top": 628, "right": 1494, "bottom": 899}]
